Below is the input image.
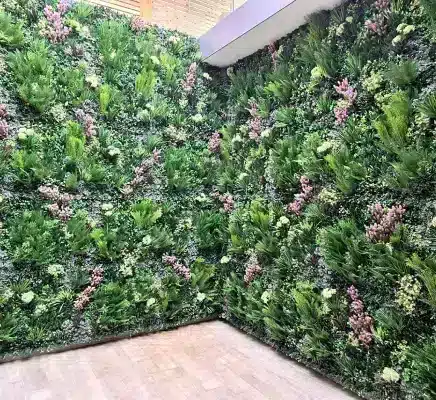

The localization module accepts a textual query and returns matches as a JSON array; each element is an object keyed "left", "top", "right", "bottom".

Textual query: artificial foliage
[
  {"left": 218, "top": 1, "right": 436, "bottom": 399},
  {"left": 1, "top": 0, "right": 436, "bottom": 399},
  {"left": 0, "top": 0, "right": 225, "bottom": 360}
]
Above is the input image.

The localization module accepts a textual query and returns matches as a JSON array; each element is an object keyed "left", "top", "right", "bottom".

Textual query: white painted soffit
[{"left": 199, "top": 0, "right": 344, "bottom": 68}]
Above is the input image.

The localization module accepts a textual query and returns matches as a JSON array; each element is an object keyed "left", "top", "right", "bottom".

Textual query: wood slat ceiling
[{"left": 84, "top": 0, "right": 248, "bottom": 36}]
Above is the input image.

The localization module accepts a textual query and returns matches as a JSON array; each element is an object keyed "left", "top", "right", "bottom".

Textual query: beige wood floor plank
[{"left": 0, "top": 321, "right": 358, "bottom": 400}]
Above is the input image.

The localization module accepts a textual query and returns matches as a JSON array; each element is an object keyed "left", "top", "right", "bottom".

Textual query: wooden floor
[{"left": 0, "top": 321, "right": 357, "bottom": 400}]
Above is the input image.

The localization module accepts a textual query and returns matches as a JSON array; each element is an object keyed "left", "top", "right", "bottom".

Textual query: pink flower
[
  {"left": 181, "top": 63, "right": 197, "bottom": 93},
  {"left": 366, "top": 203, "right": 406, "bottom": 242},
  {"left": 162, "top": 255, "right": 191, "bottom": 280},
  {"left": 75, "top": 109, "right": 96, "bottom": 138},
  {"left": 287, "top": 176, "right": 313, "bottom": 215},
  {"left": 334, "top": 105, "right": 349, "bottom": 125},
  {"left": 43, "top": 3, "right": 72, "bottom": 43},
  {"left": 334, "top": 78, "right": 357, "bottom": 104},
  {"left": 208, "top": 132, "right": 221, "bottom": 154},
  {"left": 57, "top": 0, "right": 72, "bottom": 14},
  {"left": 131, "top": 17, "right": 148, "bottom": 32},
  {"left": 365, "top": 1, "right": 390, "bottom": 37},
  {"left": 347, "top": 286, "right": 374, "bottom": 348},
  {"left": 333, "top": 79, "right": 357, "bottom": 124},
  {"left": 375, "top": 0, "right": 390, "bottom": 11},
  {"left": 38, "top": 185, "right": 73, "bottom": 221},
  {"left": 74, "top": 267, "right": 104, "bottom": 310},
  {"left": 0, "top": 104, "right": 8, "bottom": 119},
  {"left": 244, "top": 254, "right": 262, "bottom": 285},
  {"left": 47, "top": 203, "right": 73, "bottom": 221},
  {"left": 122, "top": 158, "right": 155, "bottom": 195},
  {"left": 0, "top": 120, "right": 8, "bottom": 140},
  {"left": 212, "top": 192, "right": 234, "bottom": 212}
]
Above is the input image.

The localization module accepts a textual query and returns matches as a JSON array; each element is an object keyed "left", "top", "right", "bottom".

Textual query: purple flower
[{"left": 57, "top": 0, "right": 72, "bottom": 14}]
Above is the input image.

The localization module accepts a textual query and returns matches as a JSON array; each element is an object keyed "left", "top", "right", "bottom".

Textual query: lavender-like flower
[
  {"left": 347, "top": 285, "right": 374, "bottom": 348},
  {"left": 75, "top": 109, "right": 96, "bottom": 138},
  {"left": 162, "top": 255, "right": 191, "bottom": 280},
  {"left": 43, "top": 3, "right": 72, "bottom": 43},
  {"left": 248, "top": 116, "right": 262, "bottom": 142},
  {"left": 365, "top": 0, "right": 390, "bottom": 36},
  {"left": 122, "top": 158, "right": 155, "bottom": 195},
  {"left": 0, "top": 120, "right": 8, "bottom": 140},
  {"left": 0, "top": 104, "right": 8, "bottom": 119},
  {"left": 38, "top": 185, "right": 61, "bottom": 201},
  {"left": 38, "top": 184, "right": 73, "bottom": 221},
  {"left": 212, "top": 191, "right": 234, "bottom": 213},
  {"left": 220, "top": 193, "right": 234, "bottom": 213},
  {"left": 375, "top": 0, "right": 390, "bottom": 11},
  {"left": 47, "top": 203, "right": 73, "bottom": 221},
  {"left": 244, "top": 254, "right": 262, "bottom": 285},
  {"left": 181, "top": 62, "right": 197, "bottom": 93},
  {"left": 208, "top": 132, "right": 221, "bottom": 154},
  {"left": 57, "top": 0, "right": 72, "bottom": 14},
  {"left": 38, "top": 184, "right": 72, "bottom": 204},
  {"left": 0, "top": 104, "right": 8, "bottom": 140},
  {"left": 131, "top": 16, "right": 148, "bottom": 32},
  {"left": 287, "top": 175, "right": 313, "bottom": 215},
  {"left": 334, "top": 105, "right": 349, "bottom": 125},
  {"left": 366, "top": 203, "right": 406, "bottom": 242},
  {"left": 333, "top": 79, "right": 357, "bottom": 124},
  {"left": 334, "top": 78, "right": 357, "bottom": 103},
  {"left": 74, "top": 267, "right": 104, "bottom": 311}
]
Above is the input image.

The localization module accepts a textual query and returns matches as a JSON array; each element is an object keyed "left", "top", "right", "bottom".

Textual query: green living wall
[
  {"left": 0, "top": 0, "right": 226, "bottom": 358},
  {"left": 220, "top": 0, "right": 436, "bottom": 399},
  {"left": 1, "top": 0, "right": 436, "bottom": 399}
]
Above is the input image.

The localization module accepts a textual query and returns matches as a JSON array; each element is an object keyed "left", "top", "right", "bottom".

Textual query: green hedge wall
[
  {"left": 1, "top": 0, "right": 436, "bottom": 399},
  {"left": 0, "top": 0, "right": 226, "bottom": 358},
  {"left": 221, "top": 1, "right": 436, "bottom": 399}
]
